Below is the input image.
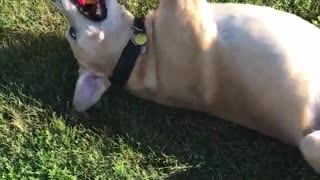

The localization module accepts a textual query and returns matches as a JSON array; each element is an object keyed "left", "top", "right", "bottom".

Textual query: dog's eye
[{"left": 69, "top": 27, "right": 77, "bottom": 40}]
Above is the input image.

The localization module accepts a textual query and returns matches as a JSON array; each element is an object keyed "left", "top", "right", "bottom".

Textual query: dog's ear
[{"left": 73, "top": 69, "right": 110, "bottom": 112}]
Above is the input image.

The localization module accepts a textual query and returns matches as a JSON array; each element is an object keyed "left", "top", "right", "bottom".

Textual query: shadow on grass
[{"left": 0, "top": 28, "right": 319, "bottom": 179}]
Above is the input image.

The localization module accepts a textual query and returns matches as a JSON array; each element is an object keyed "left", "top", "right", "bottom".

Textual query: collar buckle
[{"left": 131, "top": 17, "right": 148, "bottom": 47}]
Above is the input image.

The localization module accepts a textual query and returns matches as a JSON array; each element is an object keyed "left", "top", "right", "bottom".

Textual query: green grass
[{"left": 0, "top": 0, "right": 320, "bottom": 179}]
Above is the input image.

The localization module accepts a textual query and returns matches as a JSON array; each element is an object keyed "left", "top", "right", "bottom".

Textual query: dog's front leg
[{"left": 300, "top": 131, "right": 320, "bottom": 172}]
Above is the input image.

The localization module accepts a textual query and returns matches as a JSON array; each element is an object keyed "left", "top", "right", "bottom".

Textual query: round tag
[{"left": 134, "top": 33, "right": 147, "bottom": 45}]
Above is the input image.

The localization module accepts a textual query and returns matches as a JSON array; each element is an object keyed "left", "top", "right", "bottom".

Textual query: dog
[{"left": 57, "top": 0, "right": 320, "bottom": 172}]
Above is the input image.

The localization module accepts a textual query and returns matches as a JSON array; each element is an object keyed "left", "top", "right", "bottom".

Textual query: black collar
[{"left": 109, "top": 17, "right": 147, "bottom": 88}]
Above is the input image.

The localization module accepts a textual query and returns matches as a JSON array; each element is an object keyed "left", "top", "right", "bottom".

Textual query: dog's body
[{"left": 58, "top": 0, "right": 320, "bottom": 172}]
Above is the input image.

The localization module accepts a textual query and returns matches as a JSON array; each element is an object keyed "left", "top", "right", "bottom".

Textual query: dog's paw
[{"left": 300, "top": 131, "right": 320, "bottom": 173}]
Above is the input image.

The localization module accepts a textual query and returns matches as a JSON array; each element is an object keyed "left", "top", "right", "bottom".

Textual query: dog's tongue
[{"left": 78, "top": 0, "right": 85, "bottom": 6}]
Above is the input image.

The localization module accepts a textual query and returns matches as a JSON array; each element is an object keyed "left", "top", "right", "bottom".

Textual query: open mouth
[{"left": 70, "top": 0, "right": 107, "bottom": 21}]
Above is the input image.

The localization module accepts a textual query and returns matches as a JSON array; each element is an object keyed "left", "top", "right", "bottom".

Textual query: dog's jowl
[{"left": 57, "top": 0, "right": 320, "bottom": 172}]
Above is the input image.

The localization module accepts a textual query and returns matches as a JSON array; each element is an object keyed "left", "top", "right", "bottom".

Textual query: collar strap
[{"left": 109, "top": 17, "right": 147, "bottom": 88}]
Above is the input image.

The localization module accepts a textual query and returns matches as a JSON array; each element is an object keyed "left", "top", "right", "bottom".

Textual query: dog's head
[{"left": 57, "top": 0, "right": 133, "bottom": 112}]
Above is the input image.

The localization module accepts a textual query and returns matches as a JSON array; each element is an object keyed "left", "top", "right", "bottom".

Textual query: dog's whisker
[{"left": 54, "top": 0, "right": 63, "bottom": 10}]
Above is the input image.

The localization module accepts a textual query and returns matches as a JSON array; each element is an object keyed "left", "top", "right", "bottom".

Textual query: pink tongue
[{"left": 78, "top": 0, "right": 85, "bottom": 6}]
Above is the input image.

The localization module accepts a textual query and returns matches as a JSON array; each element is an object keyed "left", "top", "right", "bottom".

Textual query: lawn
[{"left": 0, "top": 0, "right": 320, "bottom": 179}]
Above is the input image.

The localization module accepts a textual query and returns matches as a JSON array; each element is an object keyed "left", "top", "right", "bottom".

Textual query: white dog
[{"left": 57, "top": 0, "right": 320, "bottom": 172}]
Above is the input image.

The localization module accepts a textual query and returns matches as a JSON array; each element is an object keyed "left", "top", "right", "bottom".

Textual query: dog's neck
[
  {"left": 109, "top": 16, "right": 147, "bottom": 87},
  {"left": 120, "top": 13, "right": 159, "bottom": 96},
  {"left": 107, "top": 11, "right": 157, "bottom": 94}
]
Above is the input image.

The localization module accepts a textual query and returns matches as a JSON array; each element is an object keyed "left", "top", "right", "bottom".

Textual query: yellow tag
[{"left": 134, "top": 33, "right": 147, "bottom": 45}]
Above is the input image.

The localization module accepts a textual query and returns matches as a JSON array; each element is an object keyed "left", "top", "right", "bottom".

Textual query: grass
[{"left": 0, "top": 0, "right": 320, "bottom": 179}]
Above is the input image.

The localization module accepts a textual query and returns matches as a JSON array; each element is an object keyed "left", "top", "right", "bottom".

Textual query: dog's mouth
[{"left": 70, "top": 0, "right": 107, "bottom": 21}]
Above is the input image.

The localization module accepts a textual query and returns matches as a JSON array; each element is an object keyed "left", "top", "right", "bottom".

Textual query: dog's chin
[{"left": 73, "top": 102, "right": 91, "bottom": 112}]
